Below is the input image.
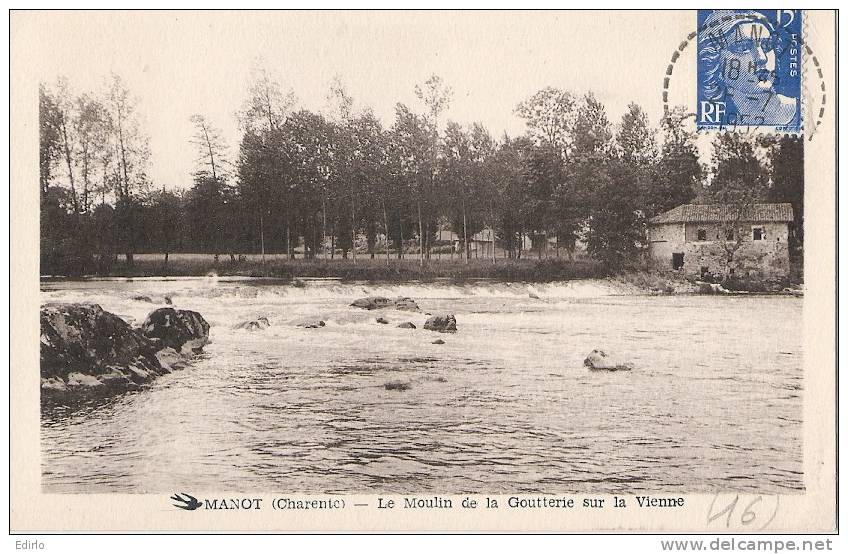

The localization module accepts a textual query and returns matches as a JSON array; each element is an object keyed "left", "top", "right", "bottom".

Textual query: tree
[
  {"left": 515, "top": 87, "right": 576, "bottom": 158},
  {"left": 237, "top": 129, "right": 273, "bottom": 260},
  {"left": 286, "top": 109, "right": 332, "bottom": 259},
  {"left": 146, "top": 188, "right": 183, "bottom": 267},
  {"left": 765, "top": 135, "right": 803, "bottom": 249},
  {"left": 187, "top": 114, "right": 234, "bottom": 261},
  {"left": 570, "top": 93, "right": 617, "bottom": 265},
  {"left": 709, "top": 133, "right": 769, "bottom": 199},
  {"left": 237, "top": 63, "right": 298, "bottom": 260},
  {"left": 391, "top": 103, "right": 433, "bottom": 266},
  {"left": 39, "top": 84, "right": 62, "bottom": 198},
  {"left": 414, "top": 74, "right": 453, "bottom": 264},
  {"left": 105, "top": 73, "right": 151, "bottom": 267},
  {"left": 584, "top": 160, "right": 647, "bottom": 269},
  {"left": 239, "top": 60, "right": 296, "bottom": 133},
  {"left": 442, "top": 122, "right": 474, "bottom": 262},
  {"left": 73, "top": 93, "right": 111, "bottom": 215},
  {"left": 348, "top": 110, "right": 388, "bottom": 260},
  {"left": 706, "top": 133, "right": 770, "bottom": 278},
  {"left": 325, "top": 77, "right": 359, "bottom": 261},
  {"left": 617, "top": 103, "right": 657, "bottom": 168},
  {"left": 490, "top": 135, "right": 532, "bottom": 259},
  {"left": 190, "top": 114, "right": 229, "bottom": 182},
  {"left": 523, "top": 143, "right": 561, "bottom": 259},
  {"left": 652, "top": 106, "right": 702, "bottom": 216},
  {"left": 414, "top": 74, "right": 453, "bottom": 127}
]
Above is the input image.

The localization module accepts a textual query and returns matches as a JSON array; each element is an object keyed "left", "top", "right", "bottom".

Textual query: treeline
[{"left": 39, "top": 68, "right": 803, "bottom": 276}]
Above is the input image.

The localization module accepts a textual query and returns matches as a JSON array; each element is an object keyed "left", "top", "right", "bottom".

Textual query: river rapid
[{"left": 40, "top": 278, "right": 803, "bottom": 494}]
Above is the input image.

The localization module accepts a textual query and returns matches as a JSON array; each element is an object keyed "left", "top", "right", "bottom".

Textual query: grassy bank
[{"left": 53, "top": 253, "right": 609, "bottom": 283}]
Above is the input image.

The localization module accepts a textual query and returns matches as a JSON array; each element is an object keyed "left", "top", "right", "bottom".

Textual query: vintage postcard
[{"left": 9, "top": 10, "right": 837, "bottom": 533}]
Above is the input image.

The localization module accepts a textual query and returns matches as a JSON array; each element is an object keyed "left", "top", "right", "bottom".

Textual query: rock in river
[
  {"left": 583, "top": 349, "right": 633, "bottom": 371},
  {"left": 396, "top": 321, "right": 416, "bottom": 329},
  {"left": 297, "top": 319, "right": 326, "bottom": 329},
  {"left": 41, "top": 304, "right": 210, "bottom": 400},
  {"left": 351, "top": 296, "right": 420, "bottom": 311},
  {"left": 235, "top": 317, "right": 271, "bottom": 331},
  {"left": 695, "top": 281, "right": 729, "bottom": 295},
  {"left": 41, "top": 304, "right": 164, "bottom": 394},
  {"left": 384, "top": 380, "right": 411, "bottom": 391},
  {"left": 131, "top": 294, "right": 173, "bottom": 304},
  {"left": 424, "top": 314, "right": 457, "bottom": 333},
  {"left": 141, "top": 307, "right": 210, "bottom": 354}
]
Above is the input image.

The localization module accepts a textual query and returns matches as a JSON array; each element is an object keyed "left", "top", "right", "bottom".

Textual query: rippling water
[{"left": 40, "top": 278, "right": 803, "bottom": 494}]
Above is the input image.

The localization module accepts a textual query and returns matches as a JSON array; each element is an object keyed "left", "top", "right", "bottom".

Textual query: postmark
[
  {"left": 696, "top": 10, "right": 802, "bottom": 133},
  {"left": 662, "top": 10, "right": 827, "bottom": 139}
]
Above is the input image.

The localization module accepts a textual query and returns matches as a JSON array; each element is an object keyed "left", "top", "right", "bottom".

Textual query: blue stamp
[{"left": 697, "top": 10, "right": 802, "bottom": 132}]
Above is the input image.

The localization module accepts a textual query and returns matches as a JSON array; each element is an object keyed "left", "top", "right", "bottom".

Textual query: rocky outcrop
[
  {"left": 41, "top": 304, "right": 164, "bottom": 395},
  {"left": 583, "top": 349, "right": 633, "bottom": 371},
  {"left": 40, "top": 303, "right": 210, "bottom": 400},
  {"left": 235, "top": 317, "right": 271, "bottom": 331},
  {"left": 141, "top": 308, "right": 210, "bottom": 354},
  {"left": 396, "top": 321, "right": 416, "bottom": 329},
  {"left": 423, "top": 314, "right": 457, "bottom": 333},
  {"left": 351, "top": 296, "right": 420, "bottom": 311}
]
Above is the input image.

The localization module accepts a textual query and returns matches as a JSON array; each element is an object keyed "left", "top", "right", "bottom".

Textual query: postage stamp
[{"left": 696, "top": 9, "right": 802, "bottom": 133}]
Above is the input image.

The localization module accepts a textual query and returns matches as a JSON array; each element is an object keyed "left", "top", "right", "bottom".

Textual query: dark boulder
[
  {"left": 393, "top": 297, "right": 420, "bottom": 311},
  {"left": 40, "top": 303, "right": 165, "bottom": 392},
  {"left": 431, "top": 339, "right": 445, "bottom": 345},
  {"left": 583, "top": 349, "right": 633, "bottom": 371},
  {"left": 141, "top": 308, "right": 210, "bottom": 354},
  {"left": 424, "top": 314, "right": 457, "bottom": 333},
  {"left": 376, "top": 317, "right": 389, "bottom": 324},
  {"left": 396, "top": 321, "right": 416, "bottom": 329},
  {"left": 351, "top": 296, "right": 420, "bottom": 311},
  {"left": 384, "top": 380, "right": 411, "bottom": 391}
]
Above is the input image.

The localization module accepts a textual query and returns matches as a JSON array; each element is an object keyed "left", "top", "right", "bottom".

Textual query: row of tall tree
[{"left": 39, "top": 69, "right": 804, "bottom": 276}]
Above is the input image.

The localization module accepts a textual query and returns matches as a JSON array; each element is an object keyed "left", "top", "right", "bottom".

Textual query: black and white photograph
[{"left": 10, "top": 9, "right": 837, "bottom": 534}]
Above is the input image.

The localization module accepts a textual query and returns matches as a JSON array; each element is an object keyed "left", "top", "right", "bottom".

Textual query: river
[{"left": 40, "top": 278, "right": 803, "bottom": 494}]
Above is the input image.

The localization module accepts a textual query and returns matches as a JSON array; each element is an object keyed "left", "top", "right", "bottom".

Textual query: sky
[{"left": 21, "top": 10, "right": 699, "bottom": 188}]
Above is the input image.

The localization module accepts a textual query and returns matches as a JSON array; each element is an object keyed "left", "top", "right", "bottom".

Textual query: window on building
[
  {"left": 725, "top": 229, "right": 734, "bottom": 241},
  {"left": 752, "top": 227, "right": 764, "bottom": 241},
  {"left": 697, "top": 229, "right": 707, "bottom": 241},
  {"left": 672, "top": 253, "right": 684, "bottom": 270}
]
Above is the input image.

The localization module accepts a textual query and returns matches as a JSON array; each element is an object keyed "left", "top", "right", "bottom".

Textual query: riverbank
[
  {"left": 45, "top": 254, "right": 609, "bottom": 283},
  {"left": 43, "top": 253, "right": 802, "bottom": 294}
]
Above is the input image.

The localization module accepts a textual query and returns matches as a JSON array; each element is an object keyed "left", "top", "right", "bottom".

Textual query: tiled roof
[{"left": 649, "top": 203, "right": 794, "bottom": 224}]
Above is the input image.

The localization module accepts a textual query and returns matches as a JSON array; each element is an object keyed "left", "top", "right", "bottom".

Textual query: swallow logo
[{"left": 171, "top": 492, "right": 202, "bottom": 511}]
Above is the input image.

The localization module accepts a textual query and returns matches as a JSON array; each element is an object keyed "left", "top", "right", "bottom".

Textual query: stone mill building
[{"left": 647, "top": 203, "right": 794, "bottom": 280}]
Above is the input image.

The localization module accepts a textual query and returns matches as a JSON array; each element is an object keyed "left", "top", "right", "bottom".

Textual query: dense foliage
[{"left": 39, "top": 69, "right": 804, "bottom": 276}]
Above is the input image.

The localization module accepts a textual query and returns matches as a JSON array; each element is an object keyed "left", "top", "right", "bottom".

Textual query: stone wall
[
  {"left": 647, "top": 223, "right": 685, "bottom": 269},
  {"left": 649, "top": 222, "right": 791, "bottom": 280}
]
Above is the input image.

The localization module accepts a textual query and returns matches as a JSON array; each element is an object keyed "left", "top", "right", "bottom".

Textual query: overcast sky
[{"left": 24, "top": 10, "right": 698, "bottom": 188}]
